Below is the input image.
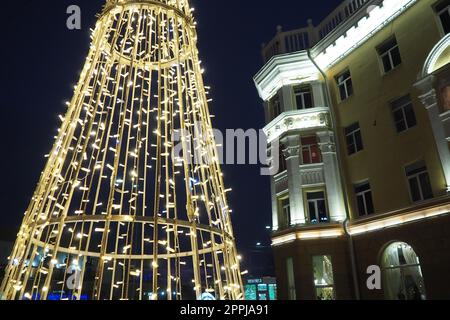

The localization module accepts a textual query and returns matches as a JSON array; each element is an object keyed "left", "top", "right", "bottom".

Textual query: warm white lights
[
  {"left": 255, "top": 0, "right": 419, "bottom": 102},
  {"left": 272, "top": 203, "right": 450, "bottom": 246},
  {"left": 314, "top": 0, "right": 418, "bottom": 69}
]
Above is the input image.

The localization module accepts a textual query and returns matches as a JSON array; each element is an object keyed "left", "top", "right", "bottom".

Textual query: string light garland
[{"left": 0, "top": 0, "right": 244, "bottom": 300}]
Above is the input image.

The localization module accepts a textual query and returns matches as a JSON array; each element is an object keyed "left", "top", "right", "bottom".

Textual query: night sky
[{"left": 0, "top": 0, "right": 342, "bottom": 277}]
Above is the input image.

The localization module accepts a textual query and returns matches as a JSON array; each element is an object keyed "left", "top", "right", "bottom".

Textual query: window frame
[
  {"left": 271, "top": 95, "right": 281, "bottom": 120},
  {"left": 390, "top": 95, "right": 417, "bottom": 133},
  {"left": 278, "top": 196, "right": 291, "bottom": 227},
  {"left": 354, "top": 181, "right": 375, "bottom": 217},
  {"left": 405, "top": 163, "right": 434, "bottom": 203},
  {"left": 344, "top": 122, "right": 364, "bottom": 155},
  {"left": 294, "top": 84, "right": 314, "bottom": 110},
  {"left": 435, "top": 0, "right": 450, "bottom": 35},
  {"left": 312, "top": 255, "right": 336, "bottom": 300},
  {"left": 300, "top": 136, "right": 322, "bottom": 165},
  {"left": 336, "top": 69, "right": 353, "bottom": 101},
  {"left": 305, "top": 190, "right": 329, "bottom": 224},
  {"left": 377, "top": 37, "right": 402, "bottom": 74}
]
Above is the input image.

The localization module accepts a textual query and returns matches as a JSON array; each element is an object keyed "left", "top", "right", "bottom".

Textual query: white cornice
[
  {"left": 254, "top": 51, "right": 320, "bottom": 101},
  {"left": 254, "top": 0, "right": 418, "bottom": 102},
  {"left": 314, "top": 0, "right": 418, "bottom": 70},
  {"left": 263, "top": 108, "right": 330, "bottom": 143}
]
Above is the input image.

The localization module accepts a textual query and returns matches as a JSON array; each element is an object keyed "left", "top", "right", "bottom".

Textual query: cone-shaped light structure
[{"left": 0, "top": 0, "right": 244, "bottom": 300}]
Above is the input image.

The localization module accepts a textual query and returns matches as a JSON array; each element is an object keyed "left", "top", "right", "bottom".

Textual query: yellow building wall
[{"left": 326, "top": 0, "right": 448, "bottom": 219}]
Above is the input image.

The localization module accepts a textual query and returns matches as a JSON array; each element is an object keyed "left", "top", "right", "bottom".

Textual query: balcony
[
  {"left": 263, "top": 107, "right": 331, "bottom": 144},
  {"left": 274, "top": 163, "right": 324, "bottom": 194}
]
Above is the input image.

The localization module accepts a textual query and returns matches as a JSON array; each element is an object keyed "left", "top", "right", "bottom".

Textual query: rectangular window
[
  {"left": 294, "top": 85, "right": 314, "bottom": 109},
  {"left": 336, "top": 70, "right": 353, "bottom": 101},
  {"left": 307, "top": 191, "right": 329, "bottom": 224},
  {"left": 279, "top": 197, "right": 291, "bottom": 227},
  {"left": 345, "top": 122, "right": 363, "bottom": 155},
  {"left": 271, "top": 95, "right": 281, "bottom": 120},
  {"left": 313, "top": 255, "right": 335, "bottom": 300},
  {"left": 378, "top": 37, "right": 402, "bottom": 73},
  {"left": 436, "top": 0, "right": 450, "bottom": 34},
  {"left": 406, "top": 162, "right": 434, "bottom": 202},
  {"left": 286, "top": 257, "right": 296, "bottom": 300},
  {"left": 301, "top": 136, "right": 322, "bottom": 164},
  {"left": 391, "top": 95, "right": 417, "bottom": 133},
  {"left": 354, "top": 182, "right": 375, "bottom": 217},
  {"left": 278, "top": 144, "right": 287, "bottom": 173}
]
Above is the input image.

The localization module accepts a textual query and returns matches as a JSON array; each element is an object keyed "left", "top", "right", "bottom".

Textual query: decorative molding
[
  {"left": 255, "top": 0, "right": 419, "bottom": 99},
  {"left": 423, "top": 33, "right": 450, "bottom": 76},
  {"left": 264, "top": 108, "right": 330, "bottom": 144},
  {"left": 317, "top": 131, "right": 337, "bottom": 154},
  {"left": 254, "top": 51, "right": 320, "bottom": 101},
  {"left": 313, "top": 0, "right": 418, "bottom": 69},
  {"left": 282, "top": 145, "right": 300, "bottom": 160}
]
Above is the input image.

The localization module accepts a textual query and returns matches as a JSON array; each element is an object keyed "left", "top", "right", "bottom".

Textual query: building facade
[{"left": 254, "top": 0, "right": 450, "bottom": 300}]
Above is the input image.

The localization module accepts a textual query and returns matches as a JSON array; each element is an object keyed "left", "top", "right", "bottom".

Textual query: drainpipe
[{"left": 307, "top": 49, "right": 361, "bottom": 300}]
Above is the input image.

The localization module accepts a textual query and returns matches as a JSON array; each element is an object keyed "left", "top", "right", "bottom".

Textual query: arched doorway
[{"left": 381, "top": 242, "right": 426, "bottom": 300}]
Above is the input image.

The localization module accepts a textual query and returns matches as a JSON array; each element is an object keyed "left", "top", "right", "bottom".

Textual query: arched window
[{"left": 381, "top": 242, "right": 426, "bottom": 300}]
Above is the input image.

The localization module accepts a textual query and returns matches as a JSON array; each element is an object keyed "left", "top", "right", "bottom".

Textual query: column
[
  {"left": 281, "top": 134, "right": 306, "bottom": 225},
  {"left": 415, "top": 75, "right": 450, "bottom": 192},
  {"left": 316, "top": 130, "right": 347, "bottom": 222}
]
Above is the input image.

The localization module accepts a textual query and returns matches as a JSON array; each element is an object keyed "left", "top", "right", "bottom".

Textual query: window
[
  {"left": 405, "top": 162, "right": 433, "bottom": 202},
  {"left": 381, "top": 242, "right": 426, "bottom": 300},
  {"left": 391, "top": 95, "right": 417, "bottom": 133},
  {"left": 301, "top": 136, "right": 322, "bottom": 164},
  {"left": 294, "top": 85, "right": 313, "bottom": 109},
  {"left": 313, "top": 256, "right": 335, "bottom": 300},
  {"left": 378, "top": 37, "right": 402, "bottom": 73},
  {"left": 307, "top": 191, "right": 328, "bottom": 223},
  {"left": 436, "top": 0, "right": 450, "bottom": 35},
  {"left": 279, "top": 197, "right": 291, "bottom": 227},
  {"left": 336, "top": 70, "right": 353, "bottom": 101},
  {"left": 286, "top": 258, "right": 296, "bottom": 300},
  {"left": 354, "top": 182, "right": 374, "bottom": 217},
  {"left": 270, "top": 95, "right": 281, "bottom": 120},
  {"left": 278, "top": 144, "right": 287, "bottom": 173},
  {"left": 345, "top": 122, "right": 363, "bottom": 155}
]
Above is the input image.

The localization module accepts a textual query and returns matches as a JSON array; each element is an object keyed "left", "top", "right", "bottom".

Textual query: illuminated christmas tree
[{"left": 0, "top": 0, "right": 244, "bottom": 300}]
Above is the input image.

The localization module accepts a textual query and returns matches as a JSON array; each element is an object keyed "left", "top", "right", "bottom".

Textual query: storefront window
[
  {"left": 381, "top": 242, "right": 426, "bottom": 300},
  {"left": 313, "top": 255, "right": 335, "bottom": 300}
]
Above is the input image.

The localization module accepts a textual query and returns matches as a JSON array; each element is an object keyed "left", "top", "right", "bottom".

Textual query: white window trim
[
  {"left": 392, "top": 99, "right": 415, "bottom": 132},
  {"left": 380, "top": 43, "right": 400, "bottom": 73},
  {"left": 407, "top": 170, "right": 430, "bottom": 202},
  {"left": 282, "top": 201, "right": 291, "bottom": 226},
  {"left": 346, "top": 126, "right": 362, "bottom": 154},
  {"left": 355, "top": 185, "right": 372, "bottom": 216},
  {"left": 272, "top": 98, "right": 281, "bottom": 119},
  {"left": 307, "top": 192, "right": 328, "bottom": 223},
  {"left": 301, "top": 144, "right": 321, "bottom": 164},
  {"left": 294, "top": 86, "right": 313, "bottom": 109},
  {"left": 337, "top": 72, "right": 352, "bottom": 100}
]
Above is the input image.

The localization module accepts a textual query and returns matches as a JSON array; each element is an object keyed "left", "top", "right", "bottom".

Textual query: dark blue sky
[{"left": 0, "top": 0, "right": 343, "bottom": 276}]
